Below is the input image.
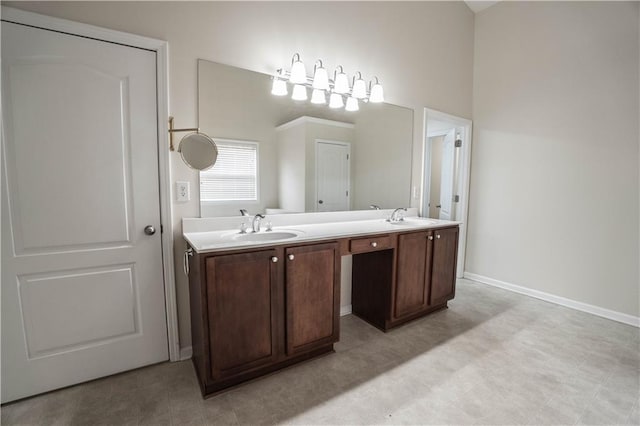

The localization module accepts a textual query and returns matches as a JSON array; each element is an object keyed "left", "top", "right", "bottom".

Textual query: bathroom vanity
[{"left": 183, "top": 211, "right": 459, "bottom": 397}]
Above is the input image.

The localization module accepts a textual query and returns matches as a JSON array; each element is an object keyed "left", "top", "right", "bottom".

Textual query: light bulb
[
  {"left": 289, "top": 54, "right": 307, "bottom": 84},
  {"left": 352, "top": 73, "right": 367, "bottom": 99},
  {"left": 345, "top": 96, "right": 359, "bottom": 112},
  {"left": 369, "top": 82, "right": 384, "bottom": 103},
  {"left": 311, "top": 89, "right": 326, "bottom": 104},
  {"left": 334, "top": 67, "right": 350, "bottom": 94},
  {"left": 291, "top": 84, "right": 307, "bottom": 101},
  {"left": 344, "top": 96, "right": 360, "bottom": 111},
  {"left": 271, "top": 79, "right": 287, "bottom": 96},
  {"left": 329, "top": 93, "right": 344, "bottom": 108},
  {"left": 312, "top": 62, "right": 329, "bottom": 90}
]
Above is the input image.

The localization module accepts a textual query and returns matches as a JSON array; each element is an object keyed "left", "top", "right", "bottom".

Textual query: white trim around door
[
  {"left": 1, "top": 6, "right": 180, "bottom": 362},
  {"left": 422, "top": 108, "right": 473, "bottom": 279}
]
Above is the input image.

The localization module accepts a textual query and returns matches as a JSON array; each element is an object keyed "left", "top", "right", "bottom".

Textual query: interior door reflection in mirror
[{"left": 198, "top": 59, "right": 414, "bottom": 217}]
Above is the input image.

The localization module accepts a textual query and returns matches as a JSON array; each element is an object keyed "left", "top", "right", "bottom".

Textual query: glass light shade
[
  {"left": 289, "top": 59, "right": 307, "bottom": 84},
  {"left": 271, "top": 79, "right": 288, "bottom": 96},
  {"left": 345, "top": 96, "right": 359, "bottom": 112},
  {"left": 312, "top": 66, "right": 329, "bottom": 90},
  {"left": 352, "top": 77, "right": 367, "bottom": 99},
  {"left": 334, "top": 72, "right": 350, "bottom": 94},
  {"left": 329, "top": 93, "right": 344, "bottom": 109},
  {"left": 291, "top": 84, "right": 307, "bottom": 101},
  {"left": 310, "top": 89, "right": 326, "bottom": 104},
  {"left": 369, "top": 82, "right": 384, "bottom": 103}
]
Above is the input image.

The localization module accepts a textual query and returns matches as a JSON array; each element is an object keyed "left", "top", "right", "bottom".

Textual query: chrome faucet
[
  {"left": 252, "top": 214, "right": 265, "bottom": 233},
  {"left": 388, "top": 207, "right": 407, "bottom": 223},
  {"left": 369, "top": 204, "right": 381, "bottom": 210},
  {"left": 239, "top": 209, "right": 250, "bottom": 217}
]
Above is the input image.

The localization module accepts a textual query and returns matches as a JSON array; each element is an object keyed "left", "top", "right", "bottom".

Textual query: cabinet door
[
  {"left": 430, "top": 227, "right": 459, "bottom": 306},
  {"left": 206, "top": 250, "right": 278, "bottom": 380},
  {"left": 285, "top": 243, "right": 340, "bottom": 356},
  {"left": 394, "top": 231, "right": 432, "bottom": 319}
]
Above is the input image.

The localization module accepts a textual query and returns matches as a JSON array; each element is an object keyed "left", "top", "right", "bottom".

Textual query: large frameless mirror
[{"left": 197, "top": 59, "right": 414, "bottom": 217}]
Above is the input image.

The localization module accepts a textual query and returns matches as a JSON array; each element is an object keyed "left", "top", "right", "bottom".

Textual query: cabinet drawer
[{"left": 350, "top": 235, "right": 393, "bottom": 254}]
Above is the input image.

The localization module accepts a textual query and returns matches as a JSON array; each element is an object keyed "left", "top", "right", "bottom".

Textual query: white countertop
[{"left": 183, "top": 216, "right": 460, "bottom": 254}]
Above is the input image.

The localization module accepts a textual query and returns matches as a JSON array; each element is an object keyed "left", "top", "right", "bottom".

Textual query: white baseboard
[
  {"left": 179, "top": 346, "right": 193, "bottom": 361},
  {"left": 463, "top": 272, "right": 640, "bottom": 328},
  {"left": 340, "top": 305, "right": 352, "bottom": 316}
]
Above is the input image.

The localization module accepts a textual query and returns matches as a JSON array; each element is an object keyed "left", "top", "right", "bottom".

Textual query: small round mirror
[{"left": 178, "top": 133, "right": 218, "bottom": 171}]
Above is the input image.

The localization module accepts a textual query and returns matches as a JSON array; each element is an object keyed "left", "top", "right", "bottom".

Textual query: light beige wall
[
  {"left": 353, "top": 103, "right": 414, "bottom": 210},
  {"left": 469, "top": 1, "right": 640, "bottom": 316},
  {"left": 6, "top": 1, "right": 475, "bottom": 349},
  {"left": 276, "top": 125, "right": 306, "bottom": 213}
]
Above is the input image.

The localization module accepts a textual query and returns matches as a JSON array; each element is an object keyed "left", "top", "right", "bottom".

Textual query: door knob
[
  {"left": 371, "top": 242, "right": 378, "bottom": 248},
  {"left": 318, "top": 200, "right": 324, "bottom": 204},
  {"left": 288, "top": 254, "right": 295, "bottom": 261},
  {"left": 144, "top": 225, "right": 156, "bottom": 235},
  {"left": 428, "top": 235, "right": 434, "bottom": 241},
  {"left": 436, "top": 234, "right": 441, "bottom": 239},
  {"left": 436, "top": 205, "right": 442, "bottom": 209},
  {"left": 271, "top": 256, "right": 278, "bottom": 263}
]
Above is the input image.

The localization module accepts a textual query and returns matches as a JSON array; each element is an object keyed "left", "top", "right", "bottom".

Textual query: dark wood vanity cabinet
[
  {"left": 189, "top": 241, "right": 340, "bottom": 397},
  {"left": 393, "top": 226, "right": 459, "bottom": 322},
  {"left": 429, "top": 227, "right": 459, "bottom": 306},
  {"left": 352, "top": 226, "right": 459, "bottom": 331},
  {"left": 394, "top": 231, "right": 432, "bottom": 319},
  {"left": 205, "top": 250, "right": 279, "bottom": 380},
  {"left": 285, "top": 243, "right": 340, "bottom": 356},
  {"left": 188, "top": 225, "right": 458, "bottom": 395}
]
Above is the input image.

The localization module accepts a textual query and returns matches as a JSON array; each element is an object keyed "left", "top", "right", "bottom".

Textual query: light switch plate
[{"left": 176, "top": 181, "right": 190, "bottom": 202}]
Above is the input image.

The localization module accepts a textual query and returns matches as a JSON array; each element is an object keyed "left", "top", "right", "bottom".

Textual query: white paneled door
[
  {"left": 1, "top": 21, "right": 168, "bottom": 402},
  {"left": 316, "top": 141, "right": 350, "bottom": 212}
]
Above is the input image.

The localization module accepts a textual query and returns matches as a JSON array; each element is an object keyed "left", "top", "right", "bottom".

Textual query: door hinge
[
  {"left": 455, "top": 139, "right": 462, "bottom": 148},
  {"left": 346, "top": 190, "right": 349, "bottom": 196},
  {"left": 161, "top": 224, "right": 164, "bottom": 233},
  {"left": 453, "top": 195, "right": 460, "bottom": 203},
  {"left": 347, "top": 154, "right": 350, "bottom": 160}
]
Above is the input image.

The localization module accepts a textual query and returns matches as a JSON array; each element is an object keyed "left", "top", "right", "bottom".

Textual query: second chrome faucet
[{"left": 387, "top": 207, "right": 407, "bottom": 223}]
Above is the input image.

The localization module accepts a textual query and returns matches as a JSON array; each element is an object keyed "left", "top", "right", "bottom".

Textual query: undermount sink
[{"left": 232, "top": 231, "right": 300, "bottom": 242}]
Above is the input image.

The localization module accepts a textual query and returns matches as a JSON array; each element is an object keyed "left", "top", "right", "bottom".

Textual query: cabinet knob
[
  {"left": 271, "top": 256, "right": 278, "bottom": 263},
  {"left": 288, "top": 254, "right": 295, "bottom": 261},
  {"left": 371, "top": 242, "right": 378, "bottom": 248},
  {"left": 436, "top": 234, "right": 441, "bottom": 239},
  {"left": 428, "top": 236, "right": 434, "bottom": 241}
]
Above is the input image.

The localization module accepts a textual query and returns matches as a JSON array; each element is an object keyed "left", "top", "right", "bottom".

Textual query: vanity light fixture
[
  {"left": 289, "top": 53, "right": 307, "bottom": 84},
  {"left": 312, "top": 60, "right": 329, "bottom": 90},
  {"left": 351, "top": 72, "right": 367, "bottom": 99},
  {"left": 311, "top": 89, "right": 326, "bottom": 104},
  {"left": 271, "top": 76, "right": 288, "bottom": 96},
  {"left": 369, "top": 77, "right": 384, "bottom": 103},
  {"left": 345, "top": 96, "right": 359, "bottom": 112},
  {"left": 273, "top": 53, "right": 384, "bottom": 111},
  {"left": 291, "top": 84, "right": 308, "bottom": 101},
  {"left": 333, "top": 66, "right": 350, "bottom": 94},
  {"left": 329, "top": 92, "right": 344, "bottom": 108}
]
